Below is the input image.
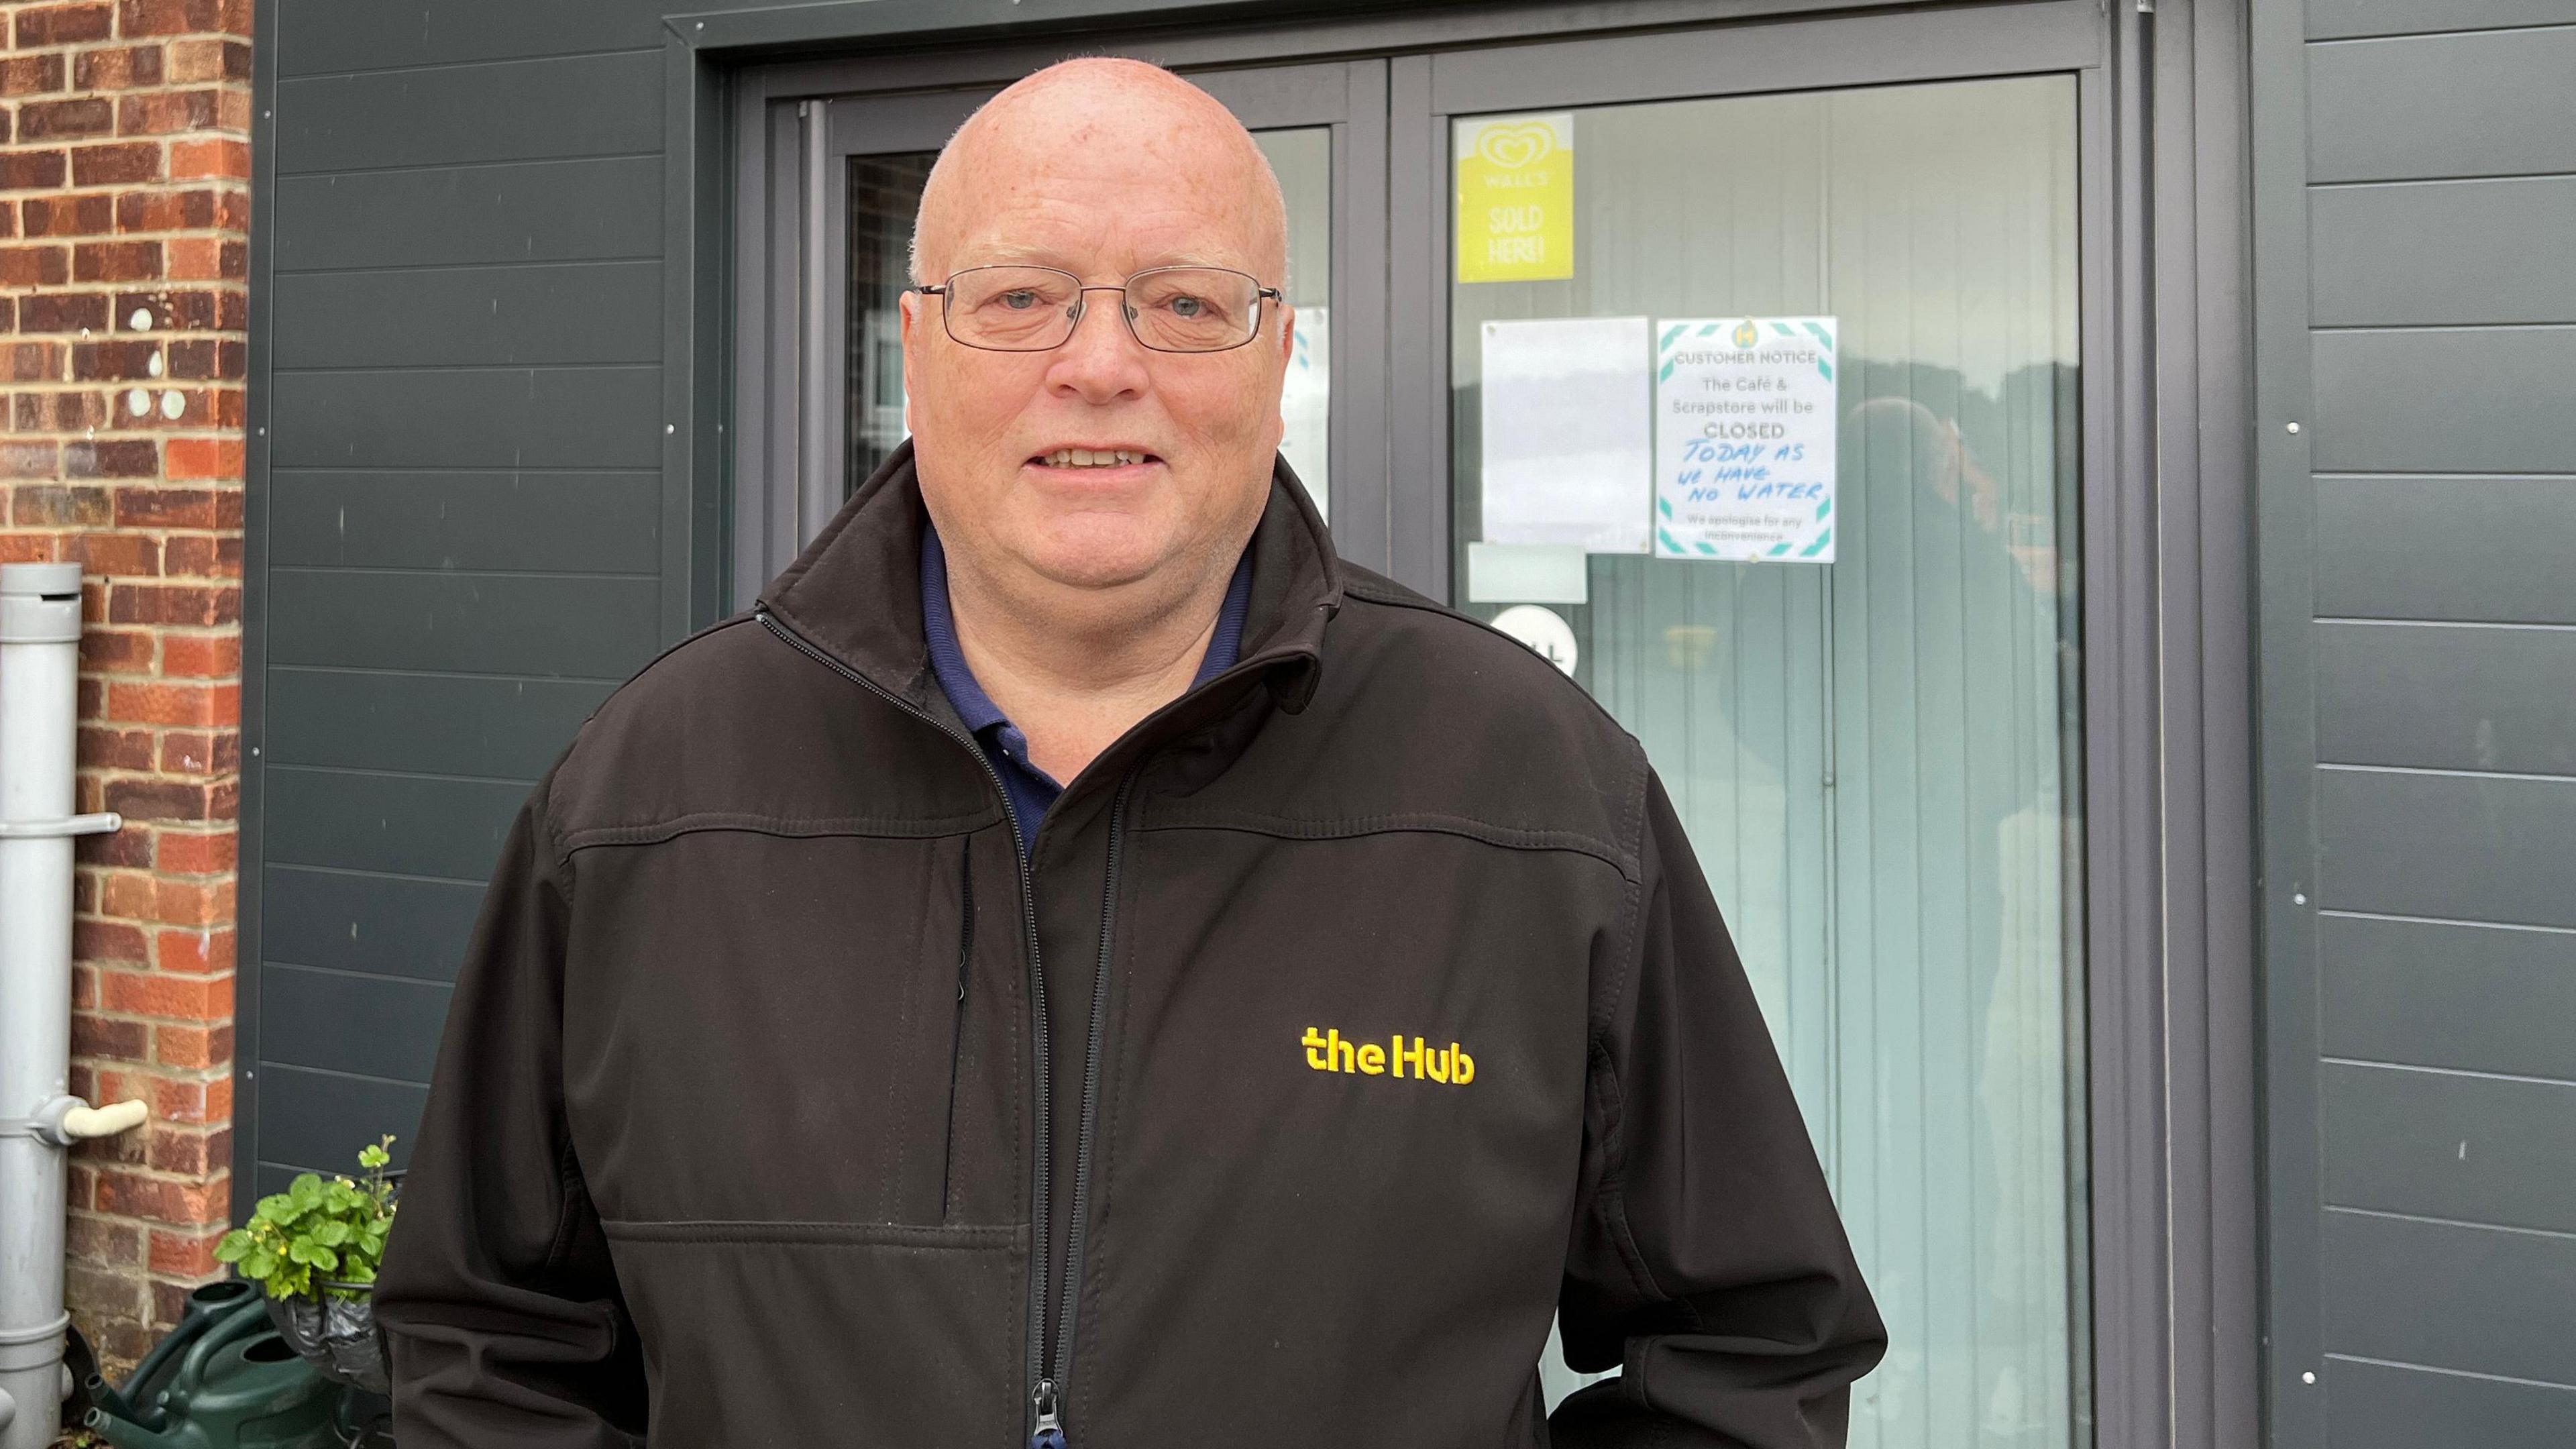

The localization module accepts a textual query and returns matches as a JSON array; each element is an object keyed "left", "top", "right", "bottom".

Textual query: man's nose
[{"left": 1043, "top": 292, "right": 1152, "bottom": 402}]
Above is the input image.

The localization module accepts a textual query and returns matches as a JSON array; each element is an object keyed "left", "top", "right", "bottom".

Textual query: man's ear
[
  {"left": 1277, "top": 302, "right": 1298, "bottom": 370},
  {"left": 899, "top": 289, "right": 920, "bottom": 435}
]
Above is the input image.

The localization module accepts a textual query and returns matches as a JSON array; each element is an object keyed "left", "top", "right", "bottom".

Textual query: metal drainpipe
[{"left": 0, "top": 562, "right": 146, "bottom": 1449}]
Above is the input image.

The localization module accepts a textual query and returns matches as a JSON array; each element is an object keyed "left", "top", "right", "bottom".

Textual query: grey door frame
[{"left": 699, "top": 5, "right": 2261, "bottom": 1449}]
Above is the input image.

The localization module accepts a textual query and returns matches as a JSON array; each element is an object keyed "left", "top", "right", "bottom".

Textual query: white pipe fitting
[{"left": 0, "top": 563, "right": 140, "bottom": 1449}]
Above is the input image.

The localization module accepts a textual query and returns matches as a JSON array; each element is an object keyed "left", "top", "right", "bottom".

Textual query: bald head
[{"left": 910, "top": 57, "right": 1288, "bottom": 286}]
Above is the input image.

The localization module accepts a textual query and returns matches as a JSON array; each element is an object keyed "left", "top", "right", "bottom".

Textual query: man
[{"left": 372, "top": 58, "right": 1883, "bottom": 1448}]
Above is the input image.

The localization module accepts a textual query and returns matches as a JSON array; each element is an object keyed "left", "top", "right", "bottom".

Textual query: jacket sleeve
[
  {"left": 1550, "top": 767, "right": 1886, "bottom": 1448},
  {"left": 371, "top": 773, "right": 649, "bottom": 1447}
]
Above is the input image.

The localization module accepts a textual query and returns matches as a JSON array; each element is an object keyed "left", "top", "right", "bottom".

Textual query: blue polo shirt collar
[{"left": 921, "top": 525, "right": 1252, "bottom": 843}]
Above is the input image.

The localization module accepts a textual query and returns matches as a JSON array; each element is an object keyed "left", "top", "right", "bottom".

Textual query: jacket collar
[{"left": 756, "top": 439, "right": 1345, "bottom": 722}]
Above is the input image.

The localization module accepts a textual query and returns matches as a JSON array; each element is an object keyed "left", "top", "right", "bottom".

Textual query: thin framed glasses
[{"left": 916, "top": 264, "right": 1284, "bottom": 354}]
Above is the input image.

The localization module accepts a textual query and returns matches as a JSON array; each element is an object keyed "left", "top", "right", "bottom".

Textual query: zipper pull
[{"left": 1030, "top": 1379, "right": 1067, "bottom": 1449}]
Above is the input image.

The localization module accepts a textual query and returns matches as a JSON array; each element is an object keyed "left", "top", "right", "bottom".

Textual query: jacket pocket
[{"left": 602, "top": 1219, "right": 1026, "bottom": 1448}]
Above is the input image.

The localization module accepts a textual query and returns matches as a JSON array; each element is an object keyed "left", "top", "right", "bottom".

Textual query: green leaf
[
  {"left": 243, "top": 1250, "right": 276, "bottom": 1280},
  {"left": 255, "top": 1193, "right": 297, "bottom": 1224},
  {"left": 213, "top": 1232, "right": 250, "bottom": 1263},
  {"left": 309, "top": 1245, "right": 339, "bottom": 1272},
  {"left": 290, "top": 1173, "right": 325, "bottom": 1208},
  {"left": 358, "top": 1144, "right": 390, "bottom": 1169},
  {"left": 313, "top": 1220, "right": 351, "bottom": 1246}
]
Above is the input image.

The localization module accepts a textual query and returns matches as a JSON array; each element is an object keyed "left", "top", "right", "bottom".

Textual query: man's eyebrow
[{"left": 949, "top": 245, "right": 1255, "bottom": 276}]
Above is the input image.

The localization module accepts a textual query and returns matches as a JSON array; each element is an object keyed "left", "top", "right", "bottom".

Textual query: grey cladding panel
[
  {"left": 276, "top": 50, "right": 663, "bottom": 174},
  {"left": 261, "top": 866, "right": 486, "bottom": 983},
  {"left": 276, "top": 0, "right": 664, "bottom": 74},
  {"left": 2314, "top": 621, "right": 2576, "bottom": 773},
  {"left": 2315, "top": 478, "right": 2576, "bottom": 625},
  {"left": 268, "top": 472, "right": 659, "bottom": 574},
  {"left": 2310, "top": 27, "right": 2576, "bottom": 182},
  {"left": 2321, "top": 1062, "right": 2576, "bottom": 1234},
  {"left": 266, "top": 669, "right": 608, "bottom": 778},
  {"left": 2312, "top": 178, "right": 2576, "bottom": 326},
  {"left": 2321, "top": 913, "right": 2576, "bottom": 1080},
  {"left": 272, "top": 262, "right": 662, "bottom": 368},
  {"left": 272, "top": 158, "right": 661, "bottom": 272},
  {"left": 2309, "top": 0, "right": 2576, "bottom": 38},
  {"left": 264, "top": 570, "right": 661, "bottom": 678},
  {"left": 260, "top": 965, "right": 450, "bottom": 1084},
  {"left": 254, "top": 1068, "right": 427, "bottom": 1179},
  {"left": 2323, "top": 1357, "right": 2576, "bottom": 1449},
  {"left": 2316, "top": 767, "right": 2576, "bottom": 928},
  {"left": 262, "top": 767, "right": 529, "bottom": 881},
  {"left": 269, "top": 366, "right": 660, "bottom": 470},
  {"left": 2321, "top": 1210, "right": 2576, "bottom": 1387},
  {"left": 2312, "top": 328, "right": 2576, "bottom": 474}
]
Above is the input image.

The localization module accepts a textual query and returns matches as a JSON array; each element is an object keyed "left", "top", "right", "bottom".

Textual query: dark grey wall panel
[
  {"left": 2310, "top": 27, "right": 2576, "bottom": 183},
  {"left": 266, "top": 669, "right": 608, "bottom": 778},
  {"left": 261, "top": 866, "right": 487, "bottom": 984},
  {"left": 270, "top": 366, "right": 661, "bottom": 470},
  {"left": 2322, "top": 1062, "right": 2576, "bottom": 1234},
  {"left": 2310, "top": 1, "right": 2576, "bottom": 39},
  {"left": 259, "top": 965, "right": 451, "bottom": 1083},
  {"left": 255, "top": 1067, "right": 429, "bottom": 1177},
  {"left": 2315, "top": 478, "right": 2576, "bottom": 625},
  {"left": 264, "top": 570, "right": 661, "bottom": 678},
  {"left": 272, "top": 262, "right": 663, "bottom": 368},
  {"left": 2324, "top": 1356, "right": 2576, "bottom": 1449},
  {"left": 262, "top": 767, "right": 529, "bottom": 881},
  {"left": 2312, "top": 178, "right": 2576, "bottom": 327},
  {"left": 272, "top": 158, "right": 662, "bottom": 272},
  {"left": 268, "top": 472, "right": 661, "bottom": 574},
  {"left": 277, "top": 50, "right": 664, "bottom": 174},
  {"left": 2321, "top": 914, "right": 2576, "bottom": 1081},
  {"left": 2320, "top": 1210, "right": 2576, "bottom": 1387},
  {"left": 2311, "top": 328, "right": 2576, "bottom": 474},
  {"left": 2316, "top": 767, "right": 2576, "bottom": 928},
  {"left": 274, "top": 0, "right": 667, "bottom": 75},
  {"left": 2314, "top": 621, "right": 2576, "bottom": 773}
]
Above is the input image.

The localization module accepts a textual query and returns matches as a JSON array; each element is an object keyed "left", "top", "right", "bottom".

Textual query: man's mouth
[{"left": 1032, "top": 447, "right": 1158, "bottom": 469}]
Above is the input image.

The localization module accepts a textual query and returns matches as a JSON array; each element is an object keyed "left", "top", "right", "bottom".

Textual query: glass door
[{"left": 1424, "top": 59, "right": 2090, "bottom": 1449}]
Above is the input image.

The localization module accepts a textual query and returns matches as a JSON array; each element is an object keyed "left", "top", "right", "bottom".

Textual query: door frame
[{"left": 704, "top": 3, "right": 2259, "bottom": 1446}]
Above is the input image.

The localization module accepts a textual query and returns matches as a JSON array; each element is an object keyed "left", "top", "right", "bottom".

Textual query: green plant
[{"left": 213, "top": 1136, "right": 398, "bottom": 1301}]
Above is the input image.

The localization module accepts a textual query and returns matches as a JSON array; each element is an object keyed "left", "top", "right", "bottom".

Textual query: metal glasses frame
[{"left": 913, "top": 262, "right": 1286, "bottom": 353}]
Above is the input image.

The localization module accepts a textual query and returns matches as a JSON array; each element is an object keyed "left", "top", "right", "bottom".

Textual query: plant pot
[{"left": 264, "top": 1280, "right": 390, "bottom": 1395}]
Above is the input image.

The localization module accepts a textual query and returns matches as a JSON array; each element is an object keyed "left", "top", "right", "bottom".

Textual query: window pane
[
  {"left": 1257, "top": 127, "right": 1331, "bottom": 520},
  {"left": 1448, "top": 76, "right": 2088, "bottom": 1446},
  {"left": 847, "top": 152, "right": 937, "bottom": 492}
]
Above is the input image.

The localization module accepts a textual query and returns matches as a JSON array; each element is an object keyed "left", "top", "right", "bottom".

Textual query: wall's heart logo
[{"left": 1475, "top": 123, "right": 1555, "bottom": 170}]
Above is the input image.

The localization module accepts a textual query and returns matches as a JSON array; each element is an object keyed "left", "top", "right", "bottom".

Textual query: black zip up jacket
[{"left": 371, "top": 444, "right": 1885, "bottom": 1448}]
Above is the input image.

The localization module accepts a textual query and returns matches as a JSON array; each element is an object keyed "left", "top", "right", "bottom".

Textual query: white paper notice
[
  {"left": 1279, "top": 306, "right": 1330, "bottom": 521},
  {"left": 1653, "top": 317, "right": 1838, "bottom": 562},
  {"left": 1479, "top": 317, "right": 1652, "bottom": 553}
]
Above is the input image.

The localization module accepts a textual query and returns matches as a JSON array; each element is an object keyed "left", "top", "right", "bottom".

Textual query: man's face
[{"left": 902, "top": 84, "right": 1293, "bottom": 596}]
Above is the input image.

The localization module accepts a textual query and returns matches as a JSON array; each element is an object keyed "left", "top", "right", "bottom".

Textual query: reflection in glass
[
  {"left": 1450, "top": 78, "right": 2088, "bottom": 1446},
  {"left": 847, "top": 152, "right": 937, "bottom": 494},
  {"left": 1258, "top": 127, "right": 1332, "bottom": 519}
]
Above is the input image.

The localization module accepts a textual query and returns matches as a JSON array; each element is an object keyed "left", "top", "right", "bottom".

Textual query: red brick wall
[{"left": 1, "top": 0, "right": 248, "bottom": 1375}]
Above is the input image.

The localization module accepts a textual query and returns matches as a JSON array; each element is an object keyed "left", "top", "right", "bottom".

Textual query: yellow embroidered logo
[{"left": 1300, "top": 1027, "right": 1475, "bottom": 1085}]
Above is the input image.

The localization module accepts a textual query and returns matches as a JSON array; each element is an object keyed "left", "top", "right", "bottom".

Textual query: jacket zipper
[
  {"left": 1043, "top": 769, "right": 1136, "bottom": 1440},
  {"left": 753, "top": 610, "right": 1058, "bottom": 1446}
]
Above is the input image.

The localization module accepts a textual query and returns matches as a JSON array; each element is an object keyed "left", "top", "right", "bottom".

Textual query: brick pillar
[{"left": 1, "top": 0, "right": 249, "bottom": 1379}]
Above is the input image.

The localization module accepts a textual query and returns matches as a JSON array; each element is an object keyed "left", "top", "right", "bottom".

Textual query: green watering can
[{"left": 83, "top": 1284, "right": 341, "bottom": 1449}]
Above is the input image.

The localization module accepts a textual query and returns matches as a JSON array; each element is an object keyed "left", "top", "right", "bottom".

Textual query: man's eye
[
  {"left": 1167, "top": 295, "right": 1205, "bottom": 318},
  {"left": 998, "top": 290, "right": 1042, "bottom": 310}
]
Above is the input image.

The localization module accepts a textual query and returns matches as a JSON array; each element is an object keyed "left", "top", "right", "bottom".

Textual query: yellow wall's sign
[{"left": 1455, "top": 113, "right": 1574, "bottom": 284}]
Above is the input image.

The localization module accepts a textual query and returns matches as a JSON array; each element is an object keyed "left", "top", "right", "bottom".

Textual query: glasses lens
[
  {"left": 1124, "top": 268, "right": 1261, "bottom": 352},
  {"left": 945, "top": 267, "right": 1081, "bottom": 350}
]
